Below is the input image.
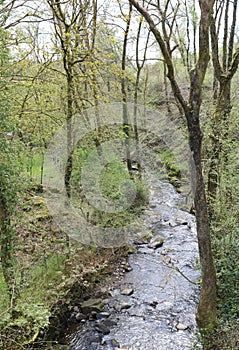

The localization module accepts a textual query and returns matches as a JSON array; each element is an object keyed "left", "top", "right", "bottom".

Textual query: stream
[{"left": 67, "top": 180, "right": 201, "bottom": 350}]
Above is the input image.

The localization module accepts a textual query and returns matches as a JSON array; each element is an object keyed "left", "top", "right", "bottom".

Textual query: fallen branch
[
  {"left": 171, "top": 265, "right": 202, "bottom": 285},
  {"left": 137, "top": 253, "right": 202, "bottom": 285}
]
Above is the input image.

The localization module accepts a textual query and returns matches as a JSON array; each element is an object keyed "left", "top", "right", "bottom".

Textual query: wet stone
[
  {"left": 95, "top": 322, "right": 110, "bottom": 335},
  {"left": 160, "top": 255, "right": 171, "bottom": 264},
  {"left": 109, "top": 290, "right": 117, "bottom": 297},
  {"left": 149, "top": 300, "right": 158, "bottom": 308},
  {"left": 114, "top": 302, "right": 131, "bottom": 312},
  {"left": 103, "top": 318, "right": 117, "bottom": 327},
  {"left": 81, "top": 298, "right": 104, "bottom": 315},
  {"left": 168, "top": 220, "right": 178, "bottom": 227},
  {"left": 176, "top": 323, "right": 189, "bottom": 331},
  {"left": 97, "top": 312, "right": 111, "bottom": 320},
  {"left": 149, "top": 203, "right": 157, "bottom": 208},
  {"left": 75, "top": 312, "right": 86, "bottom": 322},
  {"left": 124, "top": 265, "right": 133, "bottom": 272},
  {"left": 161, "top": 248, "right": 170, "bottom": 255},
  {"left": 101, "top": 338, "right": 120, "bottom": 347},
  {"left": 156, "top": 301, "right": 174, "bottom": 312},
  {"left": 148, "top": 237, "right": 164, "bottom": 249},
  {"left": 176, "top": 218, "right": 188, "bottom": 225},
  {"left": 121, "top": 288, "right": 134, "bottom": 296},
  {"left": 137, "top": 246, "right": 153, "bottom": 254},
  {"left": 121, "top": 302, "right": 131, "bottom": 310},
  {"left": 88, "top": 334, "right": 103, "bottom": 343}
]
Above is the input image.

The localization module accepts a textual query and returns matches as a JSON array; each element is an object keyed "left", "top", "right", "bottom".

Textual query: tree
[
  {"left": 47, "top": 0, "right": 102, "bottom": 197},
  {"left": 0, "top": 25, "right": 18, "bottom": 298},
  {"left": 129, "top": 0, "right": 217, "bottom": 330},
  {"left": 120, "top": 1, "right": 133, "bottom": 175},
  {"left": 133, "top": 4, "right": 151, "bottom": 178},
  {"left": 9, "top": 26, "right": 64, "bottom": 183},
  {"left": 207, "top": 0, "right": 239, "bottom": 211}
]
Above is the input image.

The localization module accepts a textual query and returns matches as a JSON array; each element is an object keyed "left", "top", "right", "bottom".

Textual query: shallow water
[{"left": 68, "top": 180, "right": 201, "bottom": 350}]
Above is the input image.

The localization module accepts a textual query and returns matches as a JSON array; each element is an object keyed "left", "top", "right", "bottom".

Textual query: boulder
[
  {"left": 121, "top": 288, "right": 134, "bottom": 296},
  {"left": 176, "top": 323, "right": 189, "bottom": 330},
  {"left": 148, "top": 237, "right": 164, "bottom": 249},
  {"left": 81, "top": 298, "right": 104, "bottom": 315}
]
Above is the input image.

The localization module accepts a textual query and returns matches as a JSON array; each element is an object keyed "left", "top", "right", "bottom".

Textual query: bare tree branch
[{"left": 128, "top": 0, "right": 188, "bottom": 114}]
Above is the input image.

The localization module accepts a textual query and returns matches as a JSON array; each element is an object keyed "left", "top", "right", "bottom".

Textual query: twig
[
  {"left": 171, "top": 265, "right": 202, "bottom": 285},
  {"left": 136, "top": 253, "right": 201, "bottom": 285}
]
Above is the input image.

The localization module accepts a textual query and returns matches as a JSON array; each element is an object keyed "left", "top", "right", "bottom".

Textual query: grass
[
  {"left": 70, "top": 145, "right": 149, "bottom": 229},
  {"left": 23, "top": 151, "right": 44, "bottom": 183},
  {"left": 99, "top": 159, "right": 131, "bottom": 201}
]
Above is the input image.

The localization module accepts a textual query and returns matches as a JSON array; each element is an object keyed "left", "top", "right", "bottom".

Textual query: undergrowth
[
  {"left": 206, "top": 173, "right": 239, "bottom": 349},
  {"left": 0, "top": 183, "right": 127, "bottom": 350}
]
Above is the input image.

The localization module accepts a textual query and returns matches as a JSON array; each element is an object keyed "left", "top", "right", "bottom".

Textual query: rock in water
[
  {"left": 176, "top": 323, "right": 189, "bottom": 330},
  {"left": 148, "top": 237, "right": 164, "bottom": 249},
  {"left": 160, "top": 255, "right": 171, "bottom": 265},
  {"left": 81, "top": 298, "right": 104, "bottom": 315},
  {"left": 94, "top": 322, "right": 110, "bottom": 334},
  {"left": 121, "top": 288, "right": 134, "bottom": 296}
]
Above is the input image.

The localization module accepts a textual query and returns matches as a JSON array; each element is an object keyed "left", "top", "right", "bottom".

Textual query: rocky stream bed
[{"left": 63, "top": 180, "right": 202, "bottom": 350}]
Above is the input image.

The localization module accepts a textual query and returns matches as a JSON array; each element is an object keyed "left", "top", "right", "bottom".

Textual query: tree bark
[
  {"left": 121, "top": 2, "right": 133, "bottom": 175},
  {"left": 186, "top": 109, "right": 217, "bottom": 330},
  {"left": 0, "top": 198, "right": 15, "bottom": 297}
]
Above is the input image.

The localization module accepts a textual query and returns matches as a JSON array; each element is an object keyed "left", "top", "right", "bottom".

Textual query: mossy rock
[
  {"left": 169, "top": 176, "right": 181, "bottom": 189},
  {"left": 35, "top": 211, "right": 52, "bottom": 222},
  {"left": 126, "top": 245, "right": 137, "bottom": 254},
  {"left": 148, "top": 237, "right": 164, "bottom": 249},
  {"left": 81, "top": 298, "right": 104, "bottom": 315},
  {"left": 32, "top": 196, "right": 46, "bottom": 207},
  {"left": 142, "top": 232, "right": 154, "bottom": 241},
  {"left": 29, "top": 182, "right": 44, "bottom": 193}
]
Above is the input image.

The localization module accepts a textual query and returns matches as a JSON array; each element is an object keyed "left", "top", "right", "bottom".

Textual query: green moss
[
  {"left": 125, "top": 245, "right": 137, "bottom": 254},
  {"left": 31, "top": 196, "right": 46, "bottom": 207},
  {"left": 142, "top": 232, "right": 154, "bottom": 241},
  {"left": 81, "top": 298, "right": 104, "bottom": 314}
]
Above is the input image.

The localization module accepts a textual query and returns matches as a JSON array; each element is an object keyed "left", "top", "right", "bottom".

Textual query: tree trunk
[
  {"left": 187, "top": 111, "right": 217, "bottom": 329},
  {"left": 65, "top": 69, "right": 74, "bottom": 198},
  {"left": 128, "top": 0, "right": 217, "bottom": 331},
  {"left": 121, "top": 3, "right": 133, "bottom": 176},
  {"left": 0, "top": 200, "right": 15, "bottom": 298}
]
